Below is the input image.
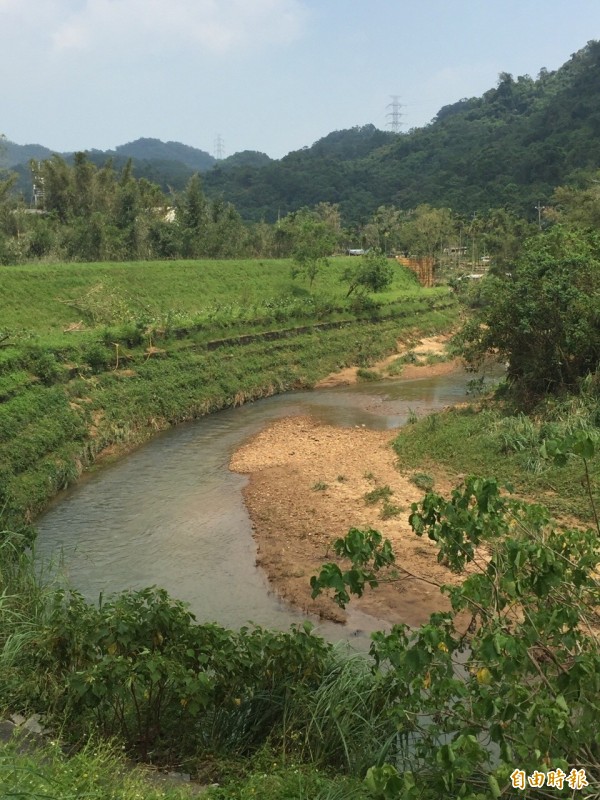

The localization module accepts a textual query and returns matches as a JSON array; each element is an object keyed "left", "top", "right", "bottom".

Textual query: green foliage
[
  {"left": 311, "top": 437, "right": 600, "bottom": 798},
  {"left": 1, "top": 577, "right": 333, "bottom": 762},
  {"left": 344, "top": 250, "right": 394, "bottom": 297},
  {"left": 456, "top": 225, "right": 600, "bottom": 397},
  {"left": 310, "top": 528, "right": 395, "bottom": 607}
]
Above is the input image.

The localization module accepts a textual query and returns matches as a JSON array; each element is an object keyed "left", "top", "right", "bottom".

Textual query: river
[{"left": 36, "top": 367, "right": 495, "bottom": 643}]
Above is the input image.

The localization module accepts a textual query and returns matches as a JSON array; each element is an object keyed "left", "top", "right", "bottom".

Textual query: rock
[
  {"left": 0, "top": 720, "right": 17, "bottom": 744},
  {"left": 23, "top": 714, "right": 45, "bottom": 735}
]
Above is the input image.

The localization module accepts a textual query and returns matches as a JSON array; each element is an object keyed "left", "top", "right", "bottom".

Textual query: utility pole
[
  {"left": 213, "top": 134, "right": 225, "bottom": 161},
  {"left": 31, "top": 161, "right": 45, "bottom": 209},
  {"left": 534, "top": 201, "right": 545, "bottom": 230},
  {"left": 386, "top": 96, "right": 403, "bottom": 133}
]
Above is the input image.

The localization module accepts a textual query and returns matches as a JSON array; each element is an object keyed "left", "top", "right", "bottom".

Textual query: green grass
[
  {"left": 0, "top": 738, "right": 196, "bottom": 800},
  {"left": 0, "top": 257, "right": 437, "bottom": 339},
  {"left": 393, "top": 399, "right": 600, "bottom": 521},
  {"left": 410, "top": 473, "right": 435, "bottom": 492}
]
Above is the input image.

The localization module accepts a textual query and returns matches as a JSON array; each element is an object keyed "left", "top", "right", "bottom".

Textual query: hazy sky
[{"left": 2, "top": 0, "right": 600, "bottom": 159}]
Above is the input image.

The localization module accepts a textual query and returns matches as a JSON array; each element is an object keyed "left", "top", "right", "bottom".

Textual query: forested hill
[
  {"left": 4, "top": 41, "right": 600, "bottom": 223},
  {"left": 202, "top": 40, "right": 600, "bottom": 223}
]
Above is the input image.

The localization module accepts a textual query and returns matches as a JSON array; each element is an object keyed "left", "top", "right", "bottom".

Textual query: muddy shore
[{"left": 229, "top": 335, "right": 470, "bottom": 627}]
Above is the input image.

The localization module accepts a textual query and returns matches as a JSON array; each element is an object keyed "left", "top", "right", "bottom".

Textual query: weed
[
  {"left": 336, "top": 475, "right": 347, "bottom": 482},
  {"left": 379, "top": 501, "right": 403, "bottom": 519},
  {"left": 356, "top": 368, "right": 380, "bottom": 382},
  {"left": 410, "top": 472, "right": 434, "bottom": 492},
  {"left": 313, "top": 481, "right": 328, "bottom": 491},
  {"left": 364, "top": 485, "right": 393, "bottom": 505},
  {"left": 398, "top": 349, "right": 418, "bottom": 364},
  {"left": 426, "top": 413, "right": 439, "bottom": 432},
  {"left": 385, "top": 358, "right": 404, "bottom": 376},
  {"left": 0, "top": 738, "right": 193, "bottom": 800},
  {"left": 424, "top": 352, "right": 448, "bottom": 365},
  {"left": 406, "top": 408, "right": 418, "bottom": 424}
]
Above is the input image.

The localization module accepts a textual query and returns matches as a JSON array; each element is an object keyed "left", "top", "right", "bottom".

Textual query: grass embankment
[
  {"left": 393, "top": 388, "right": 600, "bottom": 522},
  {"left": 0, "top": 257, "right": 458, "bottom": 531}
]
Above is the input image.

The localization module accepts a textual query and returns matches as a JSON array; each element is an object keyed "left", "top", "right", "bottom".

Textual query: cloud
[{"left": 51, "top": 0, "right": 309, "bottom": 56}]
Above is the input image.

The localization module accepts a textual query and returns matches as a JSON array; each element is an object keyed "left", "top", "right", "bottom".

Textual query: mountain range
[{"left": 4, "top": 40, "right": 600, "bottom": 223}]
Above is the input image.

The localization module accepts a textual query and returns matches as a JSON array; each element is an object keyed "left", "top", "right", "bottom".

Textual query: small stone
[
  {"left": 10, "top": 713, "right": 26, "bottom": 726},
  {"left": 167, "top": 771, "right": 191, "bottom": 782},
  {"left": 23, "top": 715, "right": 45, "bottom": 735}
]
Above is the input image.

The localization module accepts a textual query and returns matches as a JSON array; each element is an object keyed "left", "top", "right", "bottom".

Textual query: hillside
[
  {"left": 4, "top": 41, "right": 600, "bottom": 224},
  {"left": 201, "top": 40, "right": 600, "bottom": 222}
]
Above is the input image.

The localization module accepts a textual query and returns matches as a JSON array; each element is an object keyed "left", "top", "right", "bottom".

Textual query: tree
[
  {"left": 362, "top": 205, "right": 405, "bottom": 254},
  {"left": 177, "top": 173, "right": 209, "bottom": 257},
  {"left": 290, "top": 209, "right": 337, "bottom": 289},
  {"left": 402, "top": 205, "right": 457, "bottom": 259},
  {"left": 311, "top": 437, "right": 600, "bottom": 798},
  {"left": 343, "top": 248, "right": 394, "bottom": 297},
  {"left": 456, "top": 225, "right": 600, "bottom": 396}
]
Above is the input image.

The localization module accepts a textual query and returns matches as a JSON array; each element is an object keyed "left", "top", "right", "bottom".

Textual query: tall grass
[{"left": 284, "top": 648, "right": 399, "bottom": 775}]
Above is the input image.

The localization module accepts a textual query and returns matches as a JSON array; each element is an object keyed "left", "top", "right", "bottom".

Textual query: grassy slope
[
  {"left": 393, "top": 399, "right": 600, "bottom": 522},
  {"left": 1, "top": 257, "right": 430, "bottom": 336},
  {"left": 0, "top": 257, "right": 458, "bottom": 530}
]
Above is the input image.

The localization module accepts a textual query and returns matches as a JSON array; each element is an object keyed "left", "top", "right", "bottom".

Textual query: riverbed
[{"left": 36, "top": 354, "right": 497, "bottom": 643}]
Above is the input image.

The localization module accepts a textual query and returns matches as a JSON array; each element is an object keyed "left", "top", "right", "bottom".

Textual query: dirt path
[{"left": 229, "top": 334, "right": 471, "bottom": 627}]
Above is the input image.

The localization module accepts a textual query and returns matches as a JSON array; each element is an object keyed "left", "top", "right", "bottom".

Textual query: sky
[{"left": 2, "top": 0, "right": 600, "bottom": 160}]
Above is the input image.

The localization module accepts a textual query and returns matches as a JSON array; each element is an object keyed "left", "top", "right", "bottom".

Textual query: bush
[{"left": 456, "top": 226, "right": 600, "bottom": 398}]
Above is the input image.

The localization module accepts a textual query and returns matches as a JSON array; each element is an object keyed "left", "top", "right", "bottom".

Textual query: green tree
[
  {"left": 290, "top": 208, "right": 337, "bottom": 289},
  {"left": 363, "top": 205, "right": 405, "bottom": 255},
  {"left": 402, "top": 205, "right": 457, "bottom": 259},
  {"left": 456, "top": 225, "right": 600, "bottom": 396},
  {"left": 344, "top": 248, "right": 394, "bottom": 297},
  {"left": 177, "top": 173, "right": 209, "bottom": 257}
]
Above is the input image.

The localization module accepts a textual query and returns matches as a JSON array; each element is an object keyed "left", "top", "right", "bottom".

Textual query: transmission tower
[
  {"left": 214, "top": 134, "right": 225, "bottom": 160},
  {"left": 386, "top": 95, "right": 403, "bottom": 133}
]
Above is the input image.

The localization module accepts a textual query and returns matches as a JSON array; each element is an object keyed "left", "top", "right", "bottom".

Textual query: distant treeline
[{"left": 1, "top": 144, "right": 599, "bottom": 267}]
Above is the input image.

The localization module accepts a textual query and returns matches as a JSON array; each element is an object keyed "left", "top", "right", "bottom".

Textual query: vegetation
[
  {"left": 0, "top": 256, "right": 456, "bottom": 533},
  {"left": 457, "top": 225, "right": 600, "bottom": 399},
  {"left": 1, "top": 36, "right": 600, "bottom": 800},
  {"left": 196, "top": 42, "right": 600, "bottom": 223},
  {"left": 311, "top": 436, "right": 600, "bottom": 799}
]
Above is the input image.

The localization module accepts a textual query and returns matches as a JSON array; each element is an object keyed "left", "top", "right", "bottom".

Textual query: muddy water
[{"left": 36, "top": 368, "right": 497, "bottom": 643}]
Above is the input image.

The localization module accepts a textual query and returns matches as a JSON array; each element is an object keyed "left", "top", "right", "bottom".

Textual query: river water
[{"left": 36, "top": 368, "right": 496, "bottom": 643}]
